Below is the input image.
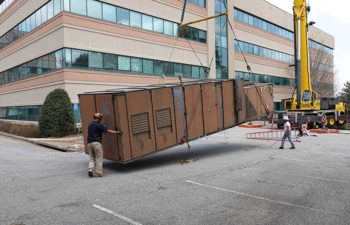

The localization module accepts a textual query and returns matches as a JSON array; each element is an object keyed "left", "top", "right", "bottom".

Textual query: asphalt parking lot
[{"left": 1, "top": 127, "right": 350, "bottom": 225}]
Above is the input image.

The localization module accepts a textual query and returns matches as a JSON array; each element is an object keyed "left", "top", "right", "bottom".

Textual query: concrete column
[
  {"left": 227, "top": 0, "right": 235, "bottom": 78},
  {"left": 207, "top": 0, "right": 216, "bottom": 79}
]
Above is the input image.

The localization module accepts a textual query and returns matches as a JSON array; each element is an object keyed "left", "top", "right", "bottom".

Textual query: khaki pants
[{"left": 87, "top": 142, "right": 103, "bottom": 174}]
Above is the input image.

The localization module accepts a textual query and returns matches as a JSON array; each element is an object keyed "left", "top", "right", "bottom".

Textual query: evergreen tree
[
  {"left": 39, "top": 89, "right": 75, "bottom": 137},
  {"left": 339, "top": 81, "right": 350, "bottom": 103}
]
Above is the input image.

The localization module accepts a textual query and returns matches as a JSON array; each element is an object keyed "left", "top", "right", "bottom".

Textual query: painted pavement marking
[{"left": 92, "top": 204, "right": 143, "bottom": 225}]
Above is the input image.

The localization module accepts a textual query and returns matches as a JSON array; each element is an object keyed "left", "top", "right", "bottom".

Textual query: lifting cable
[{"left": 227, "top": 17, "right": 271, "bottom": 116}]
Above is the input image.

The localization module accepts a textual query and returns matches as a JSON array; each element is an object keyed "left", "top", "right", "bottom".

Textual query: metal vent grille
[
  {"left": 131, "top": 112, "right": 150, "bottom": 135},
  {"left": 156, "top": 108, "right": 172, "bottom": 129}
]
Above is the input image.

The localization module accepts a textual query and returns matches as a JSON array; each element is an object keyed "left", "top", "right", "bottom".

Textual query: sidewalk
[{"left": 0, "top": 131, "right": 85, "bottom": 152}]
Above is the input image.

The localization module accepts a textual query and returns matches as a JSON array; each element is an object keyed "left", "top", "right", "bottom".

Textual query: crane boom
[
  {"left": 285, "top": 0, "right": 320, "bottom": 111},
  {"left": 294, "top": 0, "right": 311, "bottom": 106}
]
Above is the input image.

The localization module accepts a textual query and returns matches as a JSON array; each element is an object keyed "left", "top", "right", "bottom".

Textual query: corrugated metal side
[
  {"left": 222, "top": 80, "right": 236, "bottom": 128},
  {"left": 202, "top": 82, "right": 220, "bottom": 134},
  {"left": 184, "top": 84, "right": 204, "bottom": 140},
  {"left": 125, "top": 90, "right": 156, "bottom": 158},
  {"left": 173, "top": 86, "right": 186, "bottom": 143},
  {"left": 78, "top": 94, "right": 96, "bottom": 154},
  {"left": 95, "top": 94, "right": 119, "bottom": 161},
  {"left": 215, "top": 82, "right": 224, "bottom": 131},
  {"left": 115, "top": 95, "right": 132, "bottom": 161},
  {"left": 151, "top": 88, "right": 177, "bottom": 150}
]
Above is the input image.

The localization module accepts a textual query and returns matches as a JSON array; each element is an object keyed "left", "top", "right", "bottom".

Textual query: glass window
[
  {"left": 142, "top": 14, "right": 153, "bottom": 31},
  {"left": 87, "top": 0, "right": 102, "bottom": 19},
  {"left": 118, "top": 56, "right": 130, "bottom": 71},
  {"left": 30, "top": 14, "right": 36, "bottom": 30},
  {"left": 117, "top": 7, "right": 129, "bottom": 26},
  {"left": 199, "top": 31, "right": 206, "bottom": 43},
  {"left": 130, "top": 11, "right": 141, "bottom": 28},
  {"left": 102, "top": 3, "right": 116, "bottom": 22},
  {"left": 199, "top": 67, "right": 206, "bottom": 79},
  {"left": 49, "top": 53, "right": 56, "bottom": 68},
  {"left": 103, "top": 53, "right": 117, "bottom": 70},
  {"left": 248, "top": 15, "right": 253, "bottom": 25},
  {"left": 221, "top": 36, "right": 227, "bottom": 48},
  {"left": 71, "top": 0, "right": 87, "bottom": 16},
  {"left": 64, "top": 0, "right": 70, "bottom": 11},
  {"left": 42, "top": 55, "right": 50, "bottom": 71},
  {"left": 192, "top": 66, "right": 200, "bottom": 78},
  {"left": 88, "top": 52, "right": 103, "bottom": 68},
  {"left": 237, "top": 10, "right": 243, "bottom": 21},
  {"left": 131, "top": 58, "right": 142, "bottom": 73},
  {"left": 47, "top": 0, "right": 54, "bottom": 20},
  {"left": 234, "top": 9, "right": 238, "bottom": 19},
  {"left": 72, "top": 49, "right": 88, "bottom": 67},
  {"left": 173, "top": 23, "right": 179, "bottom": 36},
  {"left": 153, "top": 17, "right": 163, "bottom": 33},
  {"left": 53, "top": 0, "right": 61, "bottom": 16},
  {"left": 243, "top": 13, "right": 248, "bottom": 23},
  {"left": 164, "top": 62, "right": 174, "bottom": 76},
  {"left": 65, "top": 49, "right": 72, "bottom": 66},
  {"left": 183, "top": 65, "right": 192, "bottom": 78},
  {"left": 55, "top": 50, "right": 63, "bottom": 69},
  {"left": 154, "top": 61, "right": 164, "bottom": 75},
  {"left": 41, "top": 5, "right": 48, "bottom": 24},
  {"left": 35, "top": 9, "right": 42, "bottom": 27},
  {"left": 142, "top": 59, "right": 153, "bottom": 74},
  {"left": 164, "top": 21, "right": 173, "bottom": 36}
]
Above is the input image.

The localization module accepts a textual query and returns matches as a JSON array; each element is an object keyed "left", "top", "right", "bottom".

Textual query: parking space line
[
  {"left": 246, "top": 168, "right": 350, "bottom": 184},
  {"left": 92, "top": 204, "right": 143, "bottom": 225},
  {"left": 185, "top": 180, "right": 342, "bottom": 217},
  {"left": 304, "top": 151, "right": 350, "bottom": 157},
  {"left": 276, "top": 157, "right": 350, "bottom": 167}
]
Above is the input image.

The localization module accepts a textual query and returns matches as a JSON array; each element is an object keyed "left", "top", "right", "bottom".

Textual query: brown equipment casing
[{"left": 79, "top": 79, "right": 273, "bottom": 163}]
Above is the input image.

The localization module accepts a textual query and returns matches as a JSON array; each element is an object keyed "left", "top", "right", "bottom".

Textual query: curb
[
  {"left": 239, "top": 124, "right": 264, "bottom": 128},
  {"left": 0, "top": 131, "right": 75, "bottom": 152},
  {"left": 310, "top": 129, "right": 340, "bottom": 134}
]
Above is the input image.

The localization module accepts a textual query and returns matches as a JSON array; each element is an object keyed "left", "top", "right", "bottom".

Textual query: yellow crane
[
  {"left": 279, "top": 0, "right": 348, "bottom": 128},
  {"left": 284, "top": 0, "right": 319, "bottom": 110}
]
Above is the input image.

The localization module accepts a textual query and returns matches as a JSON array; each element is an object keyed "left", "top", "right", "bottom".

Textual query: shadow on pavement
[{"left": 104, "top": 141, "right": 261, "bottom": 173}]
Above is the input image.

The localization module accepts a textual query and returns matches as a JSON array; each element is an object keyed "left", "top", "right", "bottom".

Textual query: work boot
[
  {"left": 88, "top": 171, "right": 93, "bottom": 177},
  {"left": 279, "top": 147, "right": 284, "bottom": 149},
  {"left": 290, "top": 146, "right": 295, "bottom": 149},
  {"left": 95, "top": 172, "right": 105, "bottom": 177}
]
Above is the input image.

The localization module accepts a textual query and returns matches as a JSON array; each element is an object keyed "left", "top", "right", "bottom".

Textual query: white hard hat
[{"left": 283, "top": 115, "right": 289, "bottom": 120}]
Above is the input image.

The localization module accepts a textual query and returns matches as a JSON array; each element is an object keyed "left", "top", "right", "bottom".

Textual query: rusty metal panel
[
  {"left": 184, "top": 84, "right": 204, "bottom": 140},
  {"left": 237, "top": 82, "right": 247, "bottom": 124},
  {"left": 173, "top": 86, "right": 187, "bottom": 143},
  {"left": 215, "top": 82, "right": 224, "bottom": 131},
  {"left": 246, "top": 87, "right": 259, "bottom": 121},
  {"left": 261, "top": 85, "right": 274, "bottom": 115},
  {"left": 244, "top": 85, "right": 273, "bottom": 121},
  {"left": 79, "top": 94, "right": 96, "bottom": 154},
  {"left": 201, "top": 83, "right": 220, "bottom": 134},
  {"left": 95, "top": 94, "right": 119, "bottom": 161},
  {"left": 222, "top": 80, "right": 236, "bottom": 128},
  {"left": 114, "top": 95, "right": 132, "bottom": 161},
  {"left": 126, "top": 91, "right": 156, "bottom": 158},
  {"left": 151, "top": 88, "right": 177, "bottom": 150}
]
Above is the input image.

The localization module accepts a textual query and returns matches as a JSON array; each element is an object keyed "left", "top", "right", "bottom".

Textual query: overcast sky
[{"left": 265, "top": 0, "right": 350, "bottom": 91}]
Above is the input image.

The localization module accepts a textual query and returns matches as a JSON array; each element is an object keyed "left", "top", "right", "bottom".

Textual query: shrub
[
  {"left": 39, "top": 89, "right": 75, "bottom": 137},
  {"left": 0, "top": 121, "right": 40, "bottom": 138}
]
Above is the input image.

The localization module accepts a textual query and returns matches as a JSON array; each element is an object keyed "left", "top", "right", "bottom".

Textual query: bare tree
[{"left": 309, "top": 46, "right": 335, "bottom": 97}]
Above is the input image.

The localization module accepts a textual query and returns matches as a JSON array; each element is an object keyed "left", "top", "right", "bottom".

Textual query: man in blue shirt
[{"left": 87, "top": 112, "right": 117, "bottom": 177}]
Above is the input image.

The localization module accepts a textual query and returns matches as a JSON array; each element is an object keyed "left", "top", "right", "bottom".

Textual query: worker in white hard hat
[
  {"left": 87, "top": 112, "right": 117, "bottom": 177},
  {"left": 279, "top": 115, "right": 295, "bottom": 149}
]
